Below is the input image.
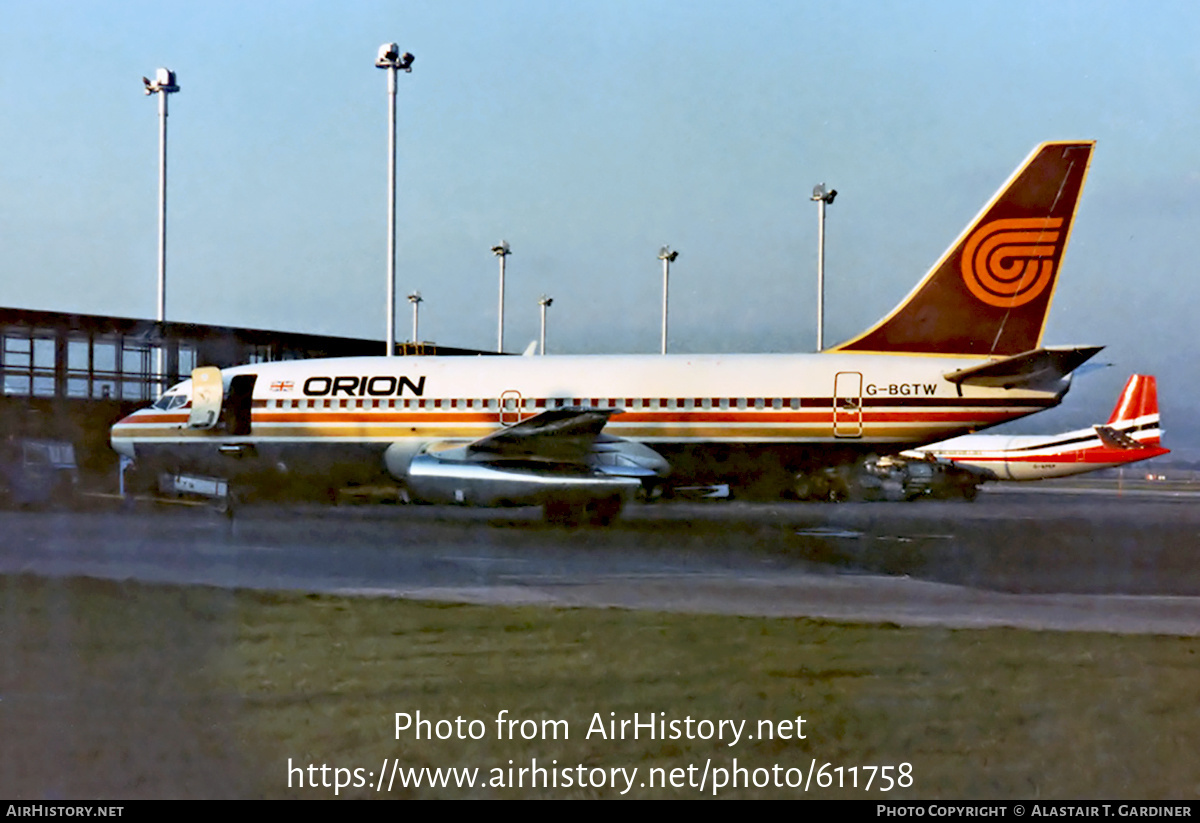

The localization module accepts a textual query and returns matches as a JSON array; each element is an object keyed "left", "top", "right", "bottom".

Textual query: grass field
[{"left": 2, "top": 575, "right": 1198, "bottom": 799}]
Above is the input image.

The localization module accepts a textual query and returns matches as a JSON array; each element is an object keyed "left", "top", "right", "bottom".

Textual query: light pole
[
  {"left": 375, "top": 43, "right": 414, "bottom": 357},
  {"left": 811, "top": 183, "right": 837, "bottom": 352},
  {"left": 658, "top": 245, "right": 679, "bottom": 355},
  {"left": 407, "top": 291, "right": 423, "bottom": 343},
  {"left": 538, "top": 295, "right": 553, "bottom": 355},
  {"left": 492, "top": 241, "right": 511, "bottom": 352},
  {"left": 142, "top": 68, "right": 179, "bottom": 384}
]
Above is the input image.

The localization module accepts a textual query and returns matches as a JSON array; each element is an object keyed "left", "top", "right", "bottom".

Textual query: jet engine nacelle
[
  {"left": 403, "top": 449, "right": 641, "bottom": 507},
  {"left": 383, "top": 434, "right": 667, "bottom": 509},
  {"left": 585, "top": 435, "right": 670, "bottom": 478}
]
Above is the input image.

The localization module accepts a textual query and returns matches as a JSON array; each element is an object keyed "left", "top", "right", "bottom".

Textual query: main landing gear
[{"left": 543, "top": 495, "right": 624, "bottom": 527}]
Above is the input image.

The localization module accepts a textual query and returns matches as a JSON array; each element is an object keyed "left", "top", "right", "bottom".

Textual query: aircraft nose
[{"left": 109, "top": 413, "right": 141, "bottom": 459}]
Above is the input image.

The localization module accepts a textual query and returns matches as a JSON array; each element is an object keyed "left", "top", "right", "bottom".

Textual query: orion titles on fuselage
[{"left": 297, "top": 375, "right": 426, "bottom": 398}]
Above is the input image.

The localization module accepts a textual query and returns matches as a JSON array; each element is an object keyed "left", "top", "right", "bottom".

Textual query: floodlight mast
[
  {"left": 658, "top": 245, "right": 679, "bottom": 354},
  {"left": 375, "top": 43, "right": 414, "bottom": 357},
  {"left": 143, "top": 68, "right": 179, "bottom": 385},
  {"left": 407, "top": 291, "right": 423, "bottom": 342},
  {"left": 811, "top": 183, "right": 837, "bottom": 352},
  {"left": 538, "top": 295, "right": 553, "bottom": 355},
  {"left": 492, "top": 241, "right": 511, "bottom": 352}
]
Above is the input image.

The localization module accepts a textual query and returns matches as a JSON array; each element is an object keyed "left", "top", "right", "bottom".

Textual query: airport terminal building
[{"left": 0, "top": 305, "right": 491, "bottom": 479}]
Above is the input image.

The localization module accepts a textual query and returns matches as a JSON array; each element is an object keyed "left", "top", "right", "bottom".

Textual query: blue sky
[{"left": 3, "top": 1, "right": 1198, "bottom": 447}]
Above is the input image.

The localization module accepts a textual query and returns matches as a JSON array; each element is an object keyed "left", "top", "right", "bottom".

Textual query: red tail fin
[
  {"left": 1107, "top": 374, "right": 1159, "bottom": 430},
  {"left": 833, "top": 141, "right": 1094, "bottom": 356}
]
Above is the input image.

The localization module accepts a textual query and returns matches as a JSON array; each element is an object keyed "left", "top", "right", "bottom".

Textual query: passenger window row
[{"left": 258, "top": 397, "right": 805, "bottom": 411}]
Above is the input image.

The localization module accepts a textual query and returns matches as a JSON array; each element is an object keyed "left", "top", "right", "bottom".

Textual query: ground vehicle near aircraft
[
  {"left": 0, "top": 437, "right": 79, "bottom": 508},
  {"left": 820, "top": 455, "right": 979, "bottom": 503},
  {"left": 864, "top": 374, "right": 1168, "bottom": 500},
  {"left": 111, "top": 141, "right": 1099, "bottom": 524}
]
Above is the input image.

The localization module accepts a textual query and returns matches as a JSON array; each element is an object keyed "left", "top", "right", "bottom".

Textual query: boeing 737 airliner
[{"left": 112, "top": 141, "right": 1101, "bottom": 523}]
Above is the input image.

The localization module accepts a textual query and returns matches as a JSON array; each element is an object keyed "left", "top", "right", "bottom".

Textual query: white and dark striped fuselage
[{"left": 907, "top": 413, "right": 1165, "bottom": 481}]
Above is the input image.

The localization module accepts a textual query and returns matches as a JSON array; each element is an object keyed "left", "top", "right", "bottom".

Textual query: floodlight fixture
[
  {"left": 811, "top": 182, "right": 837, "bottom": 204},
  {"left": 376, "top": 43, "right": 414, "bottom": 72},
  {"left": 143, "top": 68, "right": 180, "bottom": 95}
]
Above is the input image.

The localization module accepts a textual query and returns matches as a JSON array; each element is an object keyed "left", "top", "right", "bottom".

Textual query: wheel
[
  {"left": 212, "top": 486, "right": 239, "bottom": 517},
  {"left": 585, "top": 495, "right": 623, "bottom": 527},
  {"left": 544, "top": 496, "right": 623, "bottom": 527},
  {"left": 793, "top": 473, "right": 831, "bottom": 502},
  {"left": 636, "top": 482, "right": 663, "bottom": 503},
  {"left": 793, "top": 476, "right": 813, "bottom": 500},
  {"left": 544, "top": 499, "right": 582, "bottom": 527}
]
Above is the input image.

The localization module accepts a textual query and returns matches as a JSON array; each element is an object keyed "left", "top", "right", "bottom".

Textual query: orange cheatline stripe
[
  {"left": 113, "top": 420, "right": 999, "bottom": 442},
  {"left": 119, "top": 409, "right": 1022, "bottom": 431},
  {"left": 131, "top": 405, "right": 1044, "bottom": 427},
  {"left": 120, "top": 414, "right": 1007, "bottom": 434}
]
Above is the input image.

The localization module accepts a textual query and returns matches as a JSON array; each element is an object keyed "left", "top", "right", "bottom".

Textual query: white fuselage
[
  {"left": 906, "top": 413, "right": 1165, "bottom": 481},
  {"left": 112, "top": 351, "right": 1066, "bottom": 488}
]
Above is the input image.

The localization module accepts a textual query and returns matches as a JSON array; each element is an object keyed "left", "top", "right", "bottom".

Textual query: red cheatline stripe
[
  {"left": 130, "top": 406, "right": 1042, "bottom": 427},
  {"left": 950, "top": 447, "right": 1168, "bottom": 464}
]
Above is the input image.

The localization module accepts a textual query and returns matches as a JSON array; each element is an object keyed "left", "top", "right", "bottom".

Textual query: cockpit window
[{"left": 152, "top": 393, "right": 188, "bottom": 411}]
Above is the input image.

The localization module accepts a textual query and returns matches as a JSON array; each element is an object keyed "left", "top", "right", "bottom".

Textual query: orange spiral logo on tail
[{"left": 961, "top": 217, "right": 1064, "bottom": 308}]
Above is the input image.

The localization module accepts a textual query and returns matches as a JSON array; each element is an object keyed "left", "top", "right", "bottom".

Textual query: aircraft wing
[
  {"left": 943, "top": 345, "right": 1104, "bottom": 389},
  {"left": 466, "top": 407, "right": 623, "bottom": 464}
]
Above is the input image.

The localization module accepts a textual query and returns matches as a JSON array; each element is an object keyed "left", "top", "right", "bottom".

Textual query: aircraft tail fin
[
  {"left": 1105, "top": 374, "right": 1161, "bottom": 444},
  {"left": 832, "top": 141, "right": 1094, "bottom": 357}
]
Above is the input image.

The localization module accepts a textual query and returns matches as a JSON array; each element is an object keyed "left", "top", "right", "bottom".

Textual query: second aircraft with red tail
[{"left": 905, "top": 374, "right": 1169, "bottom": 484}]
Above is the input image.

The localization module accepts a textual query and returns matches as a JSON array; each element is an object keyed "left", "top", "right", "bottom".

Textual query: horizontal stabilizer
[
  {"left": 943, "top": 345, "right": 1104, "bottom": 389},
  {"left": 1093, "top": 424, "right": 1142, "bottom": 450},
  {"left": 467, "top": 407, "right": 622, "bottom": 463}
]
